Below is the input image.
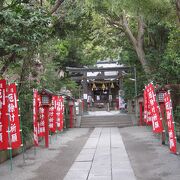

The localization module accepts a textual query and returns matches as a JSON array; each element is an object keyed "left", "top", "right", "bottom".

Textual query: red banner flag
[
  {"left": 0, "top": 79, "right": 8, "bottom": 150},
  {"left": 7, "top": 83, "right": 22, "bottom": 149},
  {"left": 144, "top": 86, "right": 152, "bottom": 125},
  {"left": 146, "top": 83, "right": 163, "bottom": 133},
  {"left": 49, "top": 96, "right": 57, "bottom": 133},
  {"left": 164, "top": 92, "right": 177, "bottom": 154},
  {"left": 56, "top": 96, "right": 61, "bottom": 131},
  {"left": 60, "top": 96, "right": 64, "bottom": 130},
  {"left": 143, "top": 87, "right": 152, "bottom": 125},
  {"left": 33, "top": 89, "right": 39, "bottom": 146},
  {"left": 38, "top": 106, "right": 46, "bottom": 137}
]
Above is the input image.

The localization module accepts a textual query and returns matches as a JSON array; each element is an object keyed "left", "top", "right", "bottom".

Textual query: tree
[
  {"left": 0, "top": 2, "right": 52, "bottom": 76},
  {"left": 175, "top": 0, "right": 180, "bottom": 24},
  {"left": 85, "top": 0, "right": 176, "bottom": 79},
  {"left": 50, "top": 0, "right": 65, "bottom": 14}
]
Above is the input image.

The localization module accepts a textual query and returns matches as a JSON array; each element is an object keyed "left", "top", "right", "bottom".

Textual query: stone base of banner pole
[{"left": 162, "top": 130, "right": 166, "bottom": 145}]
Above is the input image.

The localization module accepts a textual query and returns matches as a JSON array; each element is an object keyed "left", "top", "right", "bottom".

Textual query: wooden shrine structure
[{"left": 66, "top": 65, "right": 133, "bottom": 112}]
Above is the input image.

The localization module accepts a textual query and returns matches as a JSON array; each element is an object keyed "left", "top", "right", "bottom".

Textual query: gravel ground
[
  {"left": 120, "top": 126, "right": 180, "bottom": 180},
  {"left": 0, "top": 128, "right": 92, "bottom": 180}
]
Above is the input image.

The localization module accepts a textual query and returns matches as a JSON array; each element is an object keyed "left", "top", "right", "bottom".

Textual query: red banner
[
  {"left": 146, "top": 83, "right": 163, "bottom": 133},
  {"left": 60, "top": 96, "right": 64, "bottom": 130},
  {"left": 38, "top": 106, "right": 45, "bottom": 137},
  {"left": 56, "top": 96, "right": 64, "bottom": 131},
  {"left": 164, "top": 92, "right": 177, "bottom": 153},
  {"left": 144, "top": 86, "right": 152, "bottom": 125},
  {"left": 33, "top": 89, "right": 39, "bottom": 146},
  {"left": 56, "top": 96, "right": 61, "bottom": 131},
  {"left": 0, "top": 80, "right": 8, "bottom": 150},
  {"left": 143, "top": 87, "right": 152, "bottom": 125},
  {"left": 49, "top": 96, "right": 57, "bottom": 133},
  {"left": 7, "top": 83, "right": 22, "bottom": 149}
]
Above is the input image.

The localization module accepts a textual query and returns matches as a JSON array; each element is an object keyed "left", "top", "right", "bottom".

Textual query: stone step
[
  {"left": 81, "top": 124, "right": 132, "bottom": 128},
  {"left": 81, "top": 120, "right": 132, "bottom": 124},
  {"left": 81, "top": 121, "right": 132, "bottom": 125},
  {"left": 80, "top": 114, "right": 133, "bottom": 128},
  {"left": 82, "top": 116, "right": 130, "bottom": 120},
  {"left": 81, "top": 119, "right": 131, "bottom": 123},
  {"left": 82, "top": 115, "right": 130, "bottom": 119}
]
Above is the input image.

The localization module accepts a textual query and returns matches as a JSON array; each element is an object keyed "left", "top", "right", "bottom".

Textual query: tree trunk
[
  {"left": 122, "top": 14, "right": 151, "bottom": 77},
  {"left": 0, "top": 61, "right": 9, "bottom": 77},
  {"left": 0, "top": 53, "right": 16, "bottom": 77},
  {"left": 50, "top": 0, "right": 65, "bottom": 14},
  {"left": 18, "top": 58, "right": 31, "bottom": 95},
  {"left": 0, "top": 0, "right": 4, "bottom": 9},
  {"left": 135, "top": 46, "right": 151, "bottom": 76},
  {"left": 175, "top": 0, "right": 180, "bottom": 24}
]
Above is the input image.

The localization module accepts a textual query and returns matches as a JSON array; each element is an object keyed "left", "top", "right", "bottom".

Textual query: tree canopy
[{"left": 0, "top": 0, "right": 179, "bottom": 93}]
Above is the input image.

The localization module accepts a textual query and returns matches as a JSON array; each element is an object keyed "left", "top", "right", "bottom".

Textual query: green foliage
[
  {"left": 0, "top": 3, "right": 52, "bottom": 57},
  {"left": 47, "top": 0, "right": 56, "bottom": 5},
  {"left": 123, "top": 78, "right": 135, "bottom": 99},
  {"left": 53, "top": 39, "right": 84, "bottom": 68},
  {"left": 0, "top": 2, "right": 53, "bottom": 141},
  {"left": 144, "top": 23, "right": 180, "bottom": 84},
  {"left": 166, "top": 27, "right": 180, "bottom": 65},
  {"left": 174, "top": 106, "right": 180, "bottom": 123},
  {"left": 36, "top": 38, "right": 80, "bottom": 96}
]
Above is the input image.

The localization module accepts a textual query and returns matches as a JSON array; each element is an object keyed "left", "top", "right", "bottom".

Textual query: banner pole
[
  {"left": 6, "top": 82, "right": 13, "bottom": 171},
  {"left": 16, "top": 82, "right": 25, "bottom": 163},
  {"left": 56, "top": 130, "right": 58, "bottom": 140},
  {"left": 34, "top": 145, "right": 36, "bottom": 156},
  {"left": 7, "top": 112, "right": 13, "bottom": 171},
  {"left": 9, "top": 147, "right": 13, "bottom": 171},
  {"left": 19, "top": 107, "right": 25, "bottom": 163}
]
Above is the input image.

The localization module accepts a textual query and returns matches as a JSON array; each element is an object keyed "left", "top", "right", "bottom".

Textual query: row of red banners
[
  {"left": 0, "top": 80, "right": 22, "bottom": 150},
  {"left": 143, "top": 83, "right": 177, "bottom": 153},
  {"left": 33, "top": 90, "right": 64, "bottom": 146}
]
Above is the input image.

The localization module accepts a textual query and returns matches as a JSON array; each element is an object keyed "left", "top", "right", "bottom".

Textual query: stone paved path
[{"left": 64, "top": 127, "right": 136, "bottom": 180}]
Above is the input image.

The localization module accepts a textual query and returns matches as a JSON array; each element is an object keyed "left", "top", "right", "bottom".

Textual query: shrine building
[{"left": 66, "top": 60, "right": 132, "bottom": 112}]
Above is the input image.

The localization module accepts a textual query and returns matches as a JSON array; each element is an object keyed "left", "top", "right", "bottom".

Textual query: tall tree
[
  {"left": 175, "top": 0, "right": 180, "bottom": 24},
  {"left": 121, "top": 13, "right": 151, "bottom": 75},
  {"left": 50, "top": 0, "right": 65, "bottom": 14},
  {"left": 79, "top": 0, "right": 177, "bottom": 80}
]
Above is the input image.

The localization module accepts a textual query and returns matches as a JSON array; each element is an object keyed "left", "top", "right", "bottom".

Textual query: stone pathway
[{"left": 64, "top": 127, "right": 136, "bottom": 180}]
